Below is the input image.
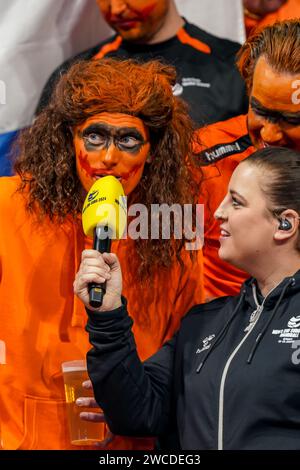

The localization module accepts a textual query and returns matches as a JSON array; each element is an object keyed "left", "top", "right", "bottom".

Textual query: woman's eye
[
  {"left": 86, "top": 133, "right": 105, "bottom": 145},
  {"left": 231, "top": 197, "right": 241, "bottom": 207}
]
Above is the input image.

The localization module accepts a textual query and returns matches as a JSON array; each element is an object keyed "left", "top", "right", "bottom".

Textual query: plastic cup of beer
[{"left": 62, "top": 360, "right": 106, "bottom": 446}]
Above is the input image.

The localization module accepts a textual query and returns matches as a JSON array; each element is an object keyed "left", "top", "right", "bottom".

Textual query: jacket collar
[{"left": 242, "top": 270, "right": 300, "bottom": 310}]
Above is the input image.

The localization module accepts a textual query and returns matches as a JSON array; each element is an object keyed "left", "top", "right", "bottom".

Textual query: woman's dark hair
[
  {"left": 245, "top": 147, "right": 300, "bottom": 246},
  {"left": 13, "top": 58, "right": 200, "bottom": 276}
]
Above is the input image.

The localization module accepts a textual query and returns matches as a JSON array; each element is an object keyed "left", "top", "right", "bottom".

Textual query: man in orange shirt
[
  {"left": 196, "top": 20, "right": 300, "bottom": 299},
  {"left": 244, "top": 0, "right": 300, "bottom": 36},
  {"left": 0, "top": 59, "right": 203, "bottom": 450}
]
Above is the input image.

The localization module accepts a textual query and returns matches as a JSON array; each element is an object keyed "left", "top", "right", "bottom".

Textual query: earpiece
[{"left": 278, "top": 218, "right": 292, "bottom": 231}]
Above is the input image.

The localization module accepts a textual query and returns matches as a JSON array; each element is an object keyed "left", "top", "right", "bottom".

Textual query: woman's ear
[{"left": 273, "top": 209, "right": 300, "bottom": 241}]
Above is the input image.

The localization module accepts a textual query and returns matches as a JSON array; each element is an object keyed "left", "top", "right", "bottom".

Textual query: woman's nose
[{"left": 214, "top": 200, "right": 227, "bottom": 220}]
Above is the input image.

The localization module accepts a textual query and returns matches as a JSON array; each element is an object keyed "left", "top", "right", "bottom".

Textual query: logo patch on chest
[{"left": 272, "top": 315, "right": 300, "bottom": 344}]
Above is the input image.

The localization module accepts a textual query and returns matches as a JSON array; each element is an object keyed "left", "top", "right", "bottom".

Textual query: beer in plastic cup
[{"left": 62, "top": 360, "right": 106, "bottom": 446}]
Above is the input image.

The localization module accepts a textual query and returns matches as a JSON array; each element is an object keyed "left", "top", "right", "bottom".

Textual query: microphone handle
[{"left": 88, "top": 226, "right": 112, "bottom": 308}]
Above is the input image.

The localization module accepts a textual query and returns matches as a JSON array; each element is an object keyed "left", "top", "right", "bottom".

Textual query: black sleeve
[{"left": 86, "top": 301, "right": 176, "bottom": 437}]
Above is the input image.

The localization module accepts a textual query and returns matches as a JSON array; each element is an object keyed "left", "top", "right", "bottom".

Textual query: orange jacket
[
  {"left": 0, "top": 176, "right": 204, "bottom": 450},
  {"left": 245, "top": 0, "right": 300, "bottom": 37},
  {"left": 194, "top": 114, "right": 256, "bottom": 299}
]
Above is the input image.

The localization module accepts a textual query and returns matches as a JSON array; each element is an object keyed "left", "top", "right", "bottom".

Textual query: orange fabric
[
  {"left": 177, "top": 27, "right": 211, "bottom": 54},
  {"left": 94, "top": 36, "right": 123, "bottom": 60},
  {"left": 194, "top": 114, "right": 256, "bottom": 299},
  {"left": 0, "top": 176, "right": 203, "bottom": 450},
  {"left": 245, "top": 0, "right": 300, "bottom": 37}
]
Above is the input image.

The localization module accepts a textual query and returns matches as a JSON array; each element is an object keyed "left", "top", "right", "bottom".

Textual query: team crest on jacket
[
  {"left": 196, "top": 334, "right": 215, "bottom": 354},
  {"left": 272, "top": 315, "right": 300, "bottom": 344}
]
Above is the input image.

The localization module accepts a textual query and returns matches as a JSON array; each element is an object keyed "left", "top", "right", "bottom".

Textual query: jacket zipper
[{"left": 217, "top": 284, "right": 277, "bottom": 450}]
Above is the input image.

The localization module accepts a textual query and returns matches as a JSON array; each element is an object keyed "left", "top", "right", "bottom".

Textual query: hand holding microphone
[
  {"left": 76, "top": 176, "right": 126, "bottom": 310},
  {"left": 74, "top": 250, "right": 122, "bottom": 312}
]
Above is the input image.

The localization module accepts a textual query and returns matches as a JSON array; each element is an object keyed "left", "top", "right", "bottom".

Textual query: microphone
[{"left": 82, "top": 176, "right": 127, "bottom": 308}]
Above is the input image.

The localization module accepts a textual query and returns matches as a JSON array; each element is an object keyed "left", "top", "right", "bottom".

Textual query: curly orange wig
[{"left": 14, "top": 58, "right": 200, "bottom": 275}]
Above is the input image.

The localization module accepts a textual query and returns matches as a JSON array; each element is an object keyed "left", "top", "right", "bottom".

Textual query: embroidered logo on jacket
[
  {"left": 182, "top": 77, "right": 211, "bottom": 88},
  {"left": 195, "top": 135, "right": 252, "bottom": 165},
  {"left": 172, "top": 78, "right": 211, "bottom": 96},
  {"left": 196, "top": 334, "right": 215, "bottom": 354}
]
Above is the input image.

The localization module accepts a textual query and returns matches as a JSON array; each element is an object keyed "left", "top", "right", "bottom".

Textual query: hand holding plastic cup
[{"left": 62, "top": 360, "right": 107, "bottom": 446}]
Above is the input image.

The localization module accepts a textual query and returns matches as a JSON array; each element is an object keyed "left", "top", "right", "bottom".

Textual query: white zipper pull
[{"left": 244, "top": 304, "right": 264, "bottom": 333}]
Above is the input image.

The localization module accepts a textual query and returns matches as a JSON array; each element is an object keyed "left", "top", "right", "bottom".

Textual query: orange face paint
[
  {"left": 243, "top": 0, "right": 287, "bottom": 16},
  {"left": 248, "top": 56, "right": 300, "bottom": 151},
  {"left": 96, "top": 0, "right": 169, "bottom": 42},
  {"left": 73, "top": 112, "right": 151, "bottom": 195}
]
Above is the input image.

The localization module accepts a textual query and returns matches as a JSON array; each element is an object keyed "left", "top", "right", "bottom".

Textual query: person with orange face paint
[
  {"left": 193, "top": 19, "right": 300, "bottom": 300},
  {"left": 244, "top": 0, "right": 300, "bottom": 37},
  {"left": 37, "top": 0, "right": 247, "bottom": 126},
  {"left": 0, "top": 58, "right": 204, "bottom": 450},
  {"left": 73, "top": 113, "right": 151, "bottom": 196}
]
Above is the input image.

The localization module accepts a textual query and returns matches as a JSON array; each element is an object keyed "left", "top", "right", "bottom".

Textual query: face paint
[
  {"left": 96, "top": 0, "right": 169, "bottom": 42},
  {"left": 248, "top": 56, "right": 300, "bottom": 151},
  {"left": 73, "top": 113, "right": 150, "bottom": 195},
  {"left": 243, "top": 0, "right": 287, "bottom": 16}
]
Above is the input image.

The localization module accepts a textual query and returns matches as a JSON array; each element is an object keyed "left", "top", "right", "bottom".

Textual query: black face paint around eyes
[
  {"left": 282, "top": 116, "right": 300, "bottom": 126},
  {"left": 116, "top": 128, "right": 145, "bottom": 142},
  {"left": 84, "top": 140, "right": 108, "bottom": 152},
  {"left": 251, "top": 97, "right": 300, "bottom": 126},
  {"left": 83, "top": 137, "right": 145, "bottom": 154},
  {"left": 252, "top": 102, "right": 279, "bottom": 122},
  {"left": 79, "top": 122, "right": 147, "bottom": 154},
  {"left": 83, "top": 135, "right": 110, "bottom": 152},
  {"left": 82, "top": 123, "right": 145, "bottom": 141},
  {"left": 82, "top": 123, "right": 110, "bottom": 136},
  {"left": 116, "top": 140, "right": 145, "bottom": 154}
]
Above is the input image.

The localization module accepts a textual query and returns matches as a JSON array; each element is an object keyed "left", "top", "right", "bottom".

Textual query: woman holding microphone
[{"left": 75, "top": 146, "right": 300, "bottom": 449}]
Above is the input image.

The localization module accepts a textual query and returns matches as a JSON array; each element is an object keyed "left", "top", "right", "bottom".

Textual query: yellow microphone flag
[{"left": 82, "top": 176, "right": 127, "bottom": 239}]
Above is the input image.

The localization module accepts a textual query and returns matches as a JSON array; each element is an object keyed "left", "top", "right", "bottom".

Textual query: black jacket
[
  {"left": 86, "top": 271, "right": 300, "bottom": 450},
  {"left": 36, "top": 21, "right": 247, "bottom": 126}
]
